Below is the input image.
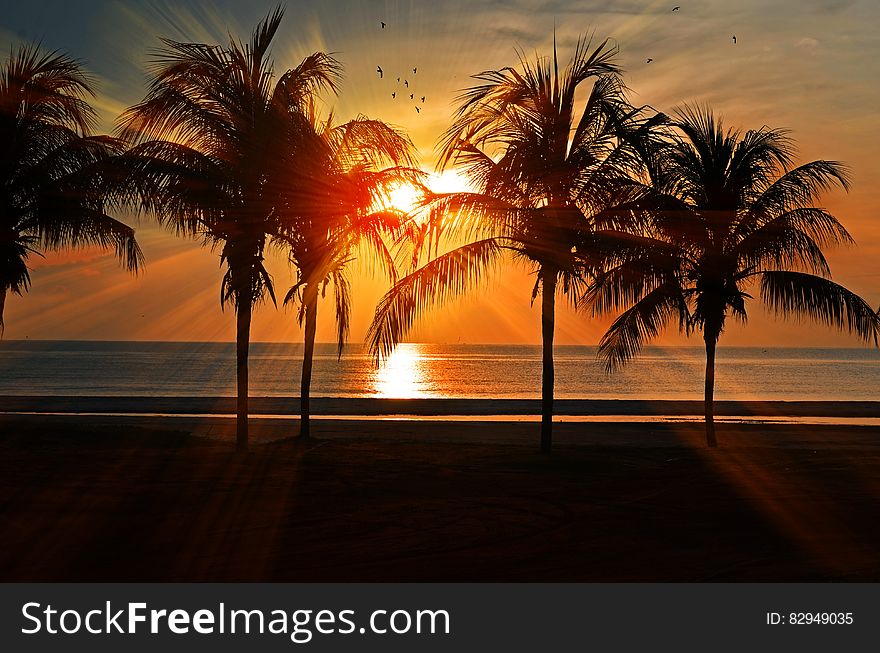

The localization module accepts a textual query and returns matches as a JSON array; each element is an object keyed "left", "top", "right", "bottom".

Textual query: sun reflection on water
[{"left": 373, "top": 343, "right": 431, "bottom": 398}]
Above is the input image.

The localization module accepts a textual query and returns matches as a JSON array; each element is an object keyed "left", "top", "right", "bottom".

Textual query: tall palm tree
[
  {"left": 115, "top": 6, "right": 340, "bottom": 451},
  {"left": 0, "top": 45, "right": 142, "bottom": 332},
  {"left": 592, "top": 106, "right": 880, "bottom": 446},
  {"left": 279, "top": 108, "right": 419, "bottom": 438},
  {"left": 368, "top": 36, "right": 661, "bottom": 452}
]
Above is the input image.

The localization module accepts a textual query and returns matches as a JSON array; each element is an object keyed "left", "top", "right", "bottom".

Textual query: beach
[{"left": 1, "top": 412, "right": 878, "bottom": 582}]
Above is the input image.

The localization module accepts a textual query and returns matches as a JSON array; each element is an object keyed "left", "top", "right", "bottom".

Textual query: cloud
[
  {"left": 491, "top": 26, "right": 541, "bottom": 45},
  {"left": 802, "top": 0, "right": 856, "bottom": 15},
  {"left": 484, "top": 0, "right": 661, "bottom": 16},
  {"left": 796, "top": 37, "right": 820, "bottom": 52}
]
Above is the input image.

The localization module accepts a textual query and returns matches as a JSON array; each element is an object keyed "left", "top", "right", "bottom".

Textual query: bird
[
  {"left": 377, "top": 66, "right": 383, "bottom": 78},
  {"left": 396, "top": 77, "right": 400, "bottom": 83},
  {"left": 391, "top": 92, "right": 396, "bottom": 98},
  {"left": 646, "top": 58, "right": 653, "bottom": 63},
  {"left": 404, "top": 79, "right": 409, "bottom": 87},
  {"left": 413, "top": 67, "right": 417, "bottom": 74},
  {"left": 421, "top": 96, "right": 425, "bottom": 103},
  {"left": 410, "top": 93, "right": 414, "bottom": 99},
  {"left": 415, "top": 106, "right": 420, "bottom": 113},
  {"left": 732, "top": 35, "right": 737, "bottom": 44},
  {"left": 672, "top": 5, "right": 680, "bottom": 10},
  {"left": 381, "top": 21, "right": 386, "bottom": 29}
]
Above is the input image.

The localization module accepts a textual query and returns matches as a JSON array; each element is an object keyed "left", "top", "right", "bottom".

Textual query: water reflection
[{"left": 372, "top": 343, "right": 432, "bottom": 398}]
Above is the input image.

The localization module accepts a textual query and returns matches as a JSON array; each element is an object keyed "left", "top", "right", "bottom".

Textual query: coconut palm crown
[
  {"left": 0, "top": 44, "right": 142, "bottom": 332},
  {"left": 591, "top": 105, "right": 880, "bottom": 446}
]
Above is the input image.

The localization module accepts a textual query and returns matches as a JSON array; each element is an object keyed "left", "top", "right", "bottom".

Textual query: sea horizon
[
  {"left": 2, "top": 340, "right": 878, "bottom": 402},
  {"left": 2, "top": 338, "right": 876, "bottom": 349}
]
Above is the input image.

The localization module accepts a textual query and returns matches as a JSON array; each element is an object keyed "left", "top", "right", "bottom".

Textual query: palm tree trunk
[
  {"left": 0, "top": 286, "right": 6, "bottom": 336},
  {"left": 236, "top": 295, "right": 252, "bottom": 453},
  {"left": 703, "top": 331, "right": 718, "bottom": 448},
  {"left": 300, "top": 284, "right": 319, "bottom": 439},
  {"left": 540, "top": 270, "right": 557, "bottom": 454}
]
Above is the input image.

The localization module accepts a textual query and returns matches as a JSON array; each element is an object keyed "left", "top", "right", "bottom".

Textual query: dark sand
[
  {"left": 0, "top": 414, "right": 879, "bottom": 581},
  {"left": 4, "top": 395, "right": 879, "bottom": 417}
]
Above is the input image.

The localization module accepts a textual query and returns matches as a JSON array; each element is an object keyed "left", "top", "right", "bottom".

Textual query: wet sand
[
  {"left": 0, "top": 414, "right": 878, "bottom": 581},
  {"left": 3, "top": 395, "right": 879, "bottom": 417}
]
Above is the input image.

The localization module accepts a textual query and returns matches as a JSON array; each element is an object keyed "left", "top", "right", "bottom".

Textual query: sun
[
  {"left": 428, "top": 169, "right": 472, "bottom": 195},
  {"left": 386, "top": 182, "right": 422, "bottom": 216},
  {"left": 378, "top": 169, "right": 474, "bottom": 223}
]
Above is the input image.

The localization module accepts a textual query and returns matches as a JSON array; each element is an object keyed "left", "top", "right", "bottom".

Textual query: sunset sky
[{"left": 2, "top": 0, "right": 878, "bottom": 347}]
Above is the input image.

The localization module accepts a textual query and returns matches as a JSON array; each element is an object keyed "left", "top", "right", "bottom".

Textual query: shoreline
[
  {"left": 1, "top": 413, "right": 878, "bottom": 448},
  {"left": 2, "top": 395, "right": 880, "bottom": 417}
]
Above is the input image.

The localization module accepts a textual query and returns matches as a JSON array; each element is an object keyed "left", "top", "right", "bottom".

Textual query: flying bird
[
  {"left": 415, "top": 106, "right": 420, "bottom": 113},
  {"left": 672, "top": 5, "right": 680, "bottom": 10},
  {"left": 410, "top": 93, "right": 414, "bottom": 99},
  {"left": 381, "top": 21, "right": 386, "bottom": 29},
  {"left": 421, "top": 96, "right": 425, "bottom": 103},
  {"left": 377, "top": 66, "right": 383, "bottom": 78},
  {"left": 732, "top": 35, "right": 737, "bottom": 44},
  {"left": 404, "top": 79, "right": 409, "bottom": 87},
  {"left": 646, "top": 58, "right": 653, "bottom": 63},
  {"left": 397, "top": 77, "right": 400, "bottom": 83},
  {"left": 391, "top": 92, "right": 396, "bottom": 98},
  {"left": 413, "top": 67, "right": 417, "bottom": 74}
]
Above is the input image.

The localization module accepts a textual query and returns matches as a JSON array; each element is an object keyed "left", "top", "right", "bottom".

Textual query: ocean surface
[{"left": 0, "top": 341, "right": 878, "bottom": 402}]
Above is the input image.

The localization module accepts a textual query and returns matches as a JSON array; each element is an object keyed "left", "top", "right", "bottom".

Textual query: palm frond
[
  {"left": 598, "top": 283, "right": 688, "bottom": 371},
  {"left": 1, "top": 43, "right": 142, "bottom": 303},
  {"left": 331, "top": 268, "right": 351, "bottom": 358},
  {"left": 584, "top": 231, "right": 682, "bottom": 315},
  {"left": 760, "top": 271, "right": 879, "bottom": 344},
  {"left": 368, "top": 238, "right": 505, "bottom": 360},
  {"left": 328, "top": 116, "right": 417, "bottom": 170},
  {"left": 734, "top": 207, "right": 855, "bottom": 276},
  {"left": 273, "top": 50, "right": 342, "bottom": 111},
  {"left": 746, "top": 160, "right": 851, "bottom": 222},
  {"left": 2, "top": 44, "right": 98, "bottom": 134},
  {"left": 0, "top": 237, "right": 36, "bottom": 296}
]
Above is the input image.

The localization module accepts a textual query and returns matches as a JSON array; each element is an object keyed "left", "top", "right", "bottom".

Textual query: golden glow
[
  {"left": 378, "top": 170, "right": 473, "bottom": 224},
  {"left": 3, "top": 3, "right": 878, "bottom": 346},
  {"left": 385, "top": 182, "right": 422, "bottom": 216},
  {"left": 686, "top": 430, "right": 873, "bottom": 576},
  {"left": 428, "top": 169, "right": 473, "bottom": 195},
  {"left": 372, "top": 343, "right": 431, "bottom": 398}
]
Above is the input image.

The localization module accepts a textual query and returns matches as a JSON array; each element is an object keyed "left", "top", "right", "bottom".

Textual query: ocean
[{"left": 0, "top": 341, "right": 878, "bottom": 402}]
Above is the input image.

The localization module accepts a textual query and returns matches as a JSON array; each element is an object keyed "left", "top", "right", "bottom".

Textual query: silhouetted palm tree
[
  {"left": 368, "top": 36, "right": 661, "bottom": 452},
  {"left": 0, "top": 45, "right": 142, "bottom": 332},
  {"left": 592, "top": 106, "right": 880, "bottom": 446},
  {"left": 116, "top": 6, "right": 339, "bottom": 451},
  {"left": 279, "top": 108, "right": 419, "bottom": 438}
]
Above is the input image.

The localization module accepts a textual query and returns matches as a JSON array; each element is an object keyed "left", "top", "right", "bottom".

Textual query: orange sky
[{"left": 2, "top": 0, "right": 878, "bottom": 347}]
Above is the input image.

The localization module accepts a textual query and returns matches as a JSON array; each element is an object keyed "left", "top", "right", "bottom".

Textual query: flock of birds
[
  {"left": 647, "top": 6, "right": 736, "bottom": 64},
  {"left": 376, "top": 21, "right": 426, "bottom": 114},
  {"left": 374, "top": 10, "right": 740, "bottom": 105}
]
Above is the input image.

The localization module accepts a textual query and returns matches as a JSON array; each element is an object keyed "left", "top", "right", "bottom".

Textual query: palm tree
[
  {"left": 368, "top": 36, "right": 661, "bottom": 452},
  {"left": 279, "top": 108, "right": 419, "bottom": 438},
  {"left": 592, "top": 106, "right": 880, "bottom": 446},
  {"left": 0, "top": 45, "right": 142, "bottom": 332},
  {"left": 115, "top": 6, "right": 340, "bottom": 451}
]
